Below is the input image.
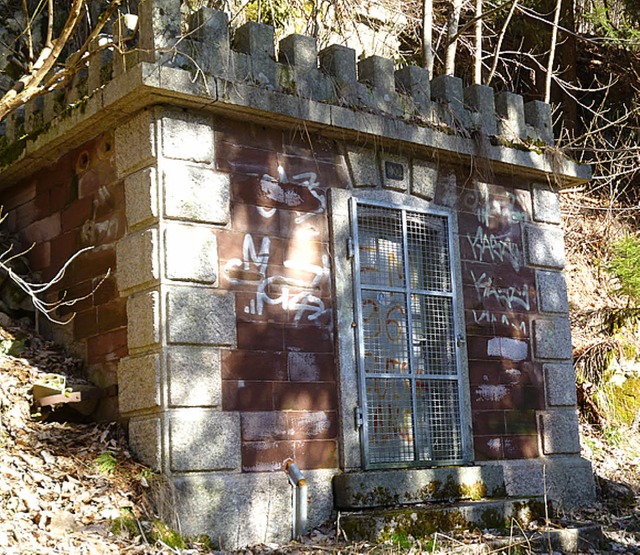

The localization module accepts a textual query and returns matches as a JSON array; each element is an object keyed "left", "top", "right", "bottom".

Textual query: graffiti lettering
[
  {"left": 470, "top": 270, "right": 530, "bottom": 311},
  {"left": 472, "top": 310, "right": 528, "bottom": 334},
  {"left": 223, "top": 168, "right": 330, "bottom": 323},
  {"left": 468, "top": 227, "right": 522, "bottom": 271},
  {"left": 462, "top": 186, "right": 528, "bottom": 227}
]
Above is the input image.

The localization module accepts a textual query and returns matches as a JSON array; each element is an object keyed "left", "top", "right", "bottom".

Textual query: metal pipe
[{"left": 283, "top": 458, "right": 308, "bottom": 538}]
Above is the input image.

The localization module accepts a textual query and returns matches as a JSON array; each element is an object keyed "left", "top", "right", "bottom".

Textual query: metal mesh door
[{"left": 353, "top": 201, "right": 465, "bottom": 467}]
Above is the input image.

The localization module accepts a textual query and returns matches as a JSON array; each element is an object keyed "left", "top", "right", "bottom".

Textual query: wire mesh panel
[
  {"left": 366, "top": 378, "right": 414, "bottom": 463},
  {"left": 354, "top": 200, "right": 466, "bottom": 467},
  {"left": 416, "top": 379, "right": 463, "bottom": 463},
  {"left": 361, "top": 291, "right": 410, "bottom": 374},
  {"left": 410, "top": 295, "right": 457, "bottom": 376}
]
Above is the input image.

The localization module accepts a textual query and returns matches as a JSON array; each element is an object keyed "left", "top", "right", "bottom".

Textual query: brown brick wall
[
  {"left": 215, "top": 119, "right": 345, "bottom": 472},
  {"left": 457, "top": 178, "right": 542, "bottom": 460},
  {"left": 0, "top": 133, "right": 126, "bottom": 419}
]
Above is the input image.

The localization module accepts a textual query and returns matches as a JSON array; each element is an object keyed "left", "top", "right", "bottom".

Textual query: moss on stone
[{"left": 460, "top": 481, "right": 487, "bottom": 501}]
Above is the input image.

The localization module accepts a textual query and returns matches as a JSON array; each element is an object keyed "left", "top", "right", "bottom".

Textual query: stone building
[{"left": 0, "top": 1, "right": 595, "bottom": 549}]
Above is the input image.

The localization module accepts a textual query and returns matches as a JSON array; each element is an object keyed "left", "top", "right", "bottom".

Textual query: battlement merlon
[{"left": 0, "top": 3, "right": 591, "bottom": 187}]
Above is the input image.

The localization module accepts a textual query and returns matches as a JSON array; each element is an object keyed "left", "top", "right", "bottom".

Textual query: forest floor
[{"left": 0, "top": 319, "right": 639, "bottom": 554}]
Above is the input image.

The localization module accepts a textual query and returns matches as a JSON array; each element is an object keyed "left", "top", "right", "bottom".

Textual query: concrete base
[
  {"left": 486, "top": 456, "right": 597, "bottom": 509},
  {"left": 339, "top": 498, "right": 548, "bottom": 541},
  {"left": 166, "top": 469, "right": 337, "bottom": 550},
  {"left": 334, "top": 466, "right": 506, "bottom": 509}
]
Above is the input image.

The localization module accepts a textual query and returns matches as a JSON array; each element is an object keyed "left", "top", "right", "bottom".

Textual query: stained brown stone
[
  {"left": 273, "top": 382, "right": 337, "bottom": 410},
  {"left": 284, "top": 324, "right": 333, "bottom": 353},
  {"left": 221, "top": 349, "right": 288, "bottom": 381},
  {"left": 236, "top": 322, "right": 284, "bottom": 351},
  {"left": 293, "top": 439, "right": 338, "bottom": 469},
  {"left": 222, "top": 380, "right": 274, "bottom": 411},
  {"left": 503, "top": 435, "right": 539, "bottom": 459},
  {"left": 473, "top": 435, "right": 504, "bottom": 460},
  {"left": 472, "top": 410, "right": 506, "bottom": 435},
  {"left": 287, "top": 352, "right": 335, "bottom": 382}
]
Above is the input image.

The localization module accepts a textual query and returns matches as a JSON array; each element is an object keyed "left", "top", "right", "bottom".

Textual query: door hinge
[
  {"left": 354, "top": 406, "right": 363, "bottom": 429},
  {"left": 347, "top": 237, "right": 354, "bottom": 259}
]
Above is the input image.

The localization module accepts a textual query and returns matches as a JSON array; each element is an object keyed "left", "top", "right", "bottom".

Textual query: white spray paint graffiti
[
  {"left": 462, "top": 186, "right": 528, "bottom": 227},
  {"left": 487, "top": 337, "right": 528, "bottom": 361},
  {"left": 472, "top": 309, "right": 527, "bottom": 334},
  {"left": 224, "top": 168, "right": 330, "bottom": 323},
  {"left": 259, "top": 168, "right": 326, "bottom": 224},
  {"left": 468, "top": 227, "right": 522, "bottom": 271},
  {"left": 470, "top": 270, "right": 530, "bottom": 311}
]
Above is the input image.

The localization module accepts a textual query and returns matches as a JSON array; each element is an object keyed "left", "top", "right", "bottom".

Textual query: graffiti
[
  {"left": 359, "top": 241, "right": 404, "bottom": 286},
  {"left": 472, "top": 309, "right": 527, "bottom": 334},
  {"left": 362, "top": 298, "right": 406, "bottom": 342},
  {"left": 470, "top": 270, "right": 530, "bottom": 311},
  {"left": 223, "top": 169, "right": 330, "bottom": 323},
  {"left": 259, "top": 169, "right": 326, "bottom": 224},
  {"left": 368, "top": 379, "right": 413, "bottom": 444},
  {"left": 468, "top": 226, "right": 522, "bottom": 271},
  {"left": 462, "top": 186, "right": 528, "bottom": 227}
]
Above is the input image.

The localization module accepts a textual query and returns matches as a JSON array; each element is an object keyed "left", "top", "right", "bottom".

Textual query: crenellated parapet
[{"left": 0, "top": 2, "right": 585, "bottom": 184}]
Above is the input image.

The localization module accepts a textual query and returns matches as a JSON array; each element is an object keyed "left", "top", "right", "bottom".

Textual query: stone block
[
  {"left": 116, "top": 228, "right": 159, "bottom": 293},
  {"left": 525, "top": 225, "right": 565, "bottom": 269},
  {"left": 464, "top": 84, "right": 497, "bottom": 135},
  {"left": 358, "top": 56, "right": 394, "bottom": 96},
  {"left": 544, "top": 362, "right": 577, "bottom": 406},
  {"left": 346, "top": 145, "right": 380, "bottom": 188},
  {"left": 24, "top": 96, "right": 44, "bottom": 134},
  {"left": 319, "top": 45, "right": 356, "bottom": 86},
  {"left": 165, "top": 223, "right": 218, "bottom": 284},
  {"left": 188, "top": 8, "right": 231, "bottom": 77},
  {"left": 495, "top": 92, "right": 526, "bottom": 140},
  {"left": 380, "top": 153, "right": 409, "bottom": 192},
  {"left": 169, "top": 410, "right": 240, "bottom": 471},
  {"left": 115, "top": 110, "right": 156, "bottom": 178},
  {"left": 166, "top": 286, "right": 235, "bottom": 345},
  {"left": 124, "top": 167, "right": 158, "bottom": 230},
  {"left": 117, "top": 353, "right": 161, "bottom": 413},
  {"left": 539, "top": 408, "right": 581, "bottom": 454},
  {"left": 233, "top": 21, "right": 275, "bottom": 59},
  {"left": 334, "top": 465, "right": 505, "bottom": 509},
  {"left": 431, "top": 74, "right": 463, "bottom": 104},
  {"left": 171, "top": 472, "right": 291, "bottom": 549},
  {"left": 241, "top": 412, "right": 288, "bottom": 441},
  {"left": 163, "top": 162, "right": 230, "bottom": 224},
  {"left": 168, "top": 346, "right": 221, "bottom": 407},
  {"left": 537, "top": 270, "right": 569, "bottom": 313},
  {"left": 128, "top": 417, "right": 162, "bottom": 470},
  {"left": 87, "top": 41, "right": 113, "bottom": 91},
  {"left": 431, "top": 75, "right": 470, "bottom": 127},
  {"left": 127, "top": 289, "right": 160, "bottom": 350},
  {"left": 411, "top": 159, "right": 438, "bottom": 200},
  {"left": 160, "top": 109, "right": 214, "bottom": 163},
  {"left": 395, "top": 66, "right": 431, "bottom": 114},
  {"left": 279, "top": 34, "right": 317, "bottom": 71},
  {"left": 533, "top": 317, "right": 572, "bottom": 360},
  {"left": 532, "top": 184, "right": 561, "bottom": 224},
  {"left": 305, "top": 469, "right": 340, "bottom": 529},
  {"left": 525, "top": 100, "right": 554, "bottom": 145},
  {"left": 497, "top": 457, "right": 596, "bottom": 507},
  {"left": 437, "top": 171, "right": 457, "bottom": 207}
]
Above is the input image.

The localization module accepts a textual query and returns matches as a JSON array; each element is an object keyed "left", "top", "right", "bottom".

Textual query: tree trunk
[
  {"left": 445, "top": 0, "right": 463, "bottom": 75},
  {"left": 422, "top": 0, "right": 434, "bottom": 73}
]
